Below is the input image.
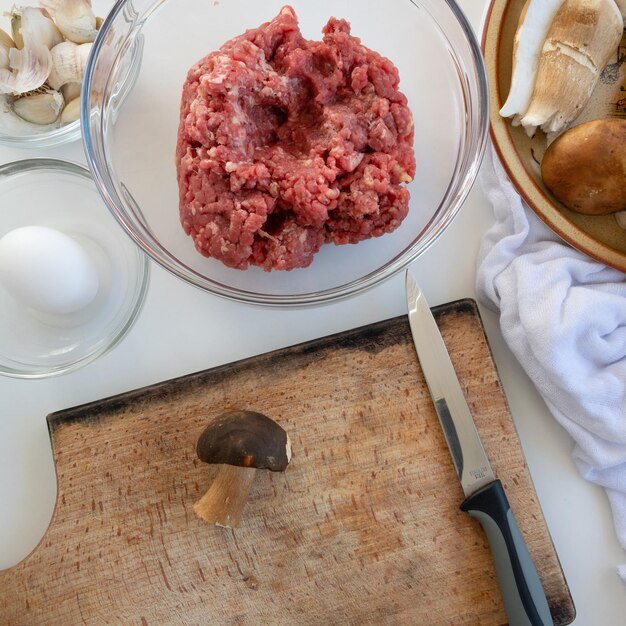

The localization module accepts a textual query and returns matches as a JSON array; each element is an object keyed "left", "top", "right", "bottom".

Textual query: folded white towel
[{"left": 475, "top": 145, "right": 626, "bottom": 583}]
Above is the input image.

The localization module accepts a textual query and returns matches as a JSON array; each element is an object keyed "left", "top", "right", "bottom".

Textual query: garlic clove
[
  {"left": 47, "top": 40, "right": 91, "bottom": 90},
  {"left": 40, "top": 0, "right": 98, "bottom": 44},
  {"left": 60, "top": 94, "right": 79, "bottom": 123},
  {"left": 11, "top": 7, "right": 64, "bottom": 51},
  {"left": 12, "top": 88, "right": 64, "bottom": 124},
  {"left": 60, "top": 80, "right": 81, "bottom": 102},
  {"left": 0, "top": 44, "right": 52, "bottom": 95},
  {"left": 0, "top": 29, "right": 16, "bottom": 71}
]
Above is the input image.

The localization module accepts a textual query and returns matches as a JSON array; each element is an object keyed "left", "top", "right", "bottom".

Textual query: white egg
[{"left": 0, "top": 226, "right": 99, "bottom": 315}]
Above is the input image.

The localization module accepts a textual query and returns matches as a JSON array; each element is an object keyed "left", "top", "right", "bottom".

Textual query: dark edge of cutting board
[{"left": 47, "top": 299, "right": 478, "bottom": 431}]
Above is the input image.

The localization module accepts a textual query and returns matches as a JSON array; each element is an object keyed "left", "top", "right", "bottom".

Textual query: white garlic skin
[
  {"left": 0, "top": 226, "right": 99, "bottom": 315},
  {"left": 48, "top": 0, "right": 98, "bottom": 44},
  {"left": 11, "top": 7, "right": 64, "bottom": 51},
  {"left": 1, "top": 8, "right": 62, "bottom": 94},
  {"left": 0, "top": 42, "right": 52, "bottom": 95}
]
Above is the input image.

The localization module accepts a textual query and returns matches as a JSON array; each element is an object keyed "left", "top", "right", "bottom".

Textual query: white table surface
[{"left": 1, "top": 1, "right": 625, "bottom": 624}]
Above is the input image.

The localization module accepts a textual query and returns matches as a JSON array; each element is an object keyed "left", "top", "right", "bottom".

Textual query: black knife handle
[{"left": 461, "top": 480, "right": 554, "bottom": 626}]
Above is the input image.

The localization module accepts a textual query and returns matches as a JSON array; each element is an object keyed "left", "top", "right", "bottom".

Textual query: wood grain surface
[{"left": 0, "top": 300, "right": 575, "bottom": 625}]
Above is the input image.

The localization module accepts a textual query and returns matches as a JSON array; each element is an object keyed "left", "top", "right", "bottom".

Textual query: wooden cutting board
[{"left": 0, "top": 300, "right": 575, "bottom": 626}]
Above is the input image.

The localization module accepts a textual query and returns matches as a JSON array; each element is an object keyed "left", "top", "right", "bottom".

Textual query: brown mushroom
[
  {"left": 193, "top": 410, "right": 291, "bottom": 528},
  {"left": 541, "top": 118, "right": 626, "bottom": 215}
]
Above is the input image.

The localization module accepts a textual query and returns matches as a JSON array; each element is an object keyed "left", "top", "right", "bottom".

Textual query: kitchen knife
[{"left": 405, "top": 271, "right": 553, "bottom": 626}]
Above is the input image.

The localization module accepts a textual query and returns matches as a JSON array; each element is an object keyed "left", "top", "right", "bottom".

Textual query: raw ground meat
[{"left": 176, "top": 5, "right": 416, "bottom": 271}]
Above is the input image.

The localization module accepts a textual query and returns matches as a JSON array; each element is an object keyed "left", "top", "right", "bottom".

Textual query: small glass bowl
[
  {"left": 0, "top": 107, "right": 81, "bottom": 149},
  {"left": 0, "top": 159, "right": 150, "bottom": 378},
  {"left": 0, "top": 0, "right": 113, "bottom": 148},
  {"left": 83, "top": 0, "right": 488, "bottom": 306}
]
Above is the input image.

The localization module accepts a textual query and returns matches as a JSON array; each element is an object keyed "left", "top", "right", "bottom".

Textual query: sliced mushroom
[
  {"left": 520, "top": 0, "right": 624, "bottom": 135},
  {"left": 194, "top": 410, "right": 292, "bottom": 528}
]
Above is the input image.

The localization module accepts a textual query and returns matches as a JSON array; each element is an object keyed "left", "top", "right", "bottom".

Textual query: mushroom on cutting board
[{"left": 194, "top": 410, "right": 292, "bottom": 528}]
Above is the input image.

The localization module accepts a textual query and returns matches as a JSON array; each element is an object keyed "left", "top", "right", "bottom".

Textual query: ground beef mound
[{"left": 176, "top": 6, "right": 415, "bottom": 271}]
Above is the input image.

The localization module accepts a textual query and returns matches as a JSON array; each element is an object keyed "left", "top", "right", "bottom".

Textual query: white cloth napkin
[{"left": 475, "top": 144, "right": 626, "bottom": 583}]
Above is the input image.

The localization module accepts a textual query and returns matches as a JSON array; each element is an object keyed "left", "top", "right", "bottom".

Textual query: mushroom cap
[{"left": 196, "top": 410, "right": 291, "bottom": 471}]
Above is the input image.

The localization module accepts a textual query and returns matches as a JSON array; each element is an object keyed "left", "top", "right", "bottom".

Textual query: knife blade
[{"left": 405, "top": 270, "right": 553, "bottom": 626}]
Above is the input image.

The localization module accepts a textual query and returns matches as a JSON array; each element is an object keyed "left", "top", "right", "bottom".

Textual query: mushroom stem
[{"left": 193, "top": 465, "right": 257, "bottom": 528}]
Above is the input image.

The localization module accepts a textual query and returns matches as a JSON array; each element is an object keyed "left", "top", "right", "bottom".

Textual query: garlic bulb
[
  {"left": 47, "top": 40, "right": 91, "bottom": 90},
  {"left": 40, "top": 0, "right": 98, "bottom": 44},
  {"left": 11, "top": 7, "right": 64, "bottom": 51},
  {"left": 0, "top": 1, "right": 103, "bottom": 129},
  {"left": 0, "top": 30, "right": 16, "bottom": 71},
  {"left": 12, "top": 88, "right": 64, "bottom": 124}
]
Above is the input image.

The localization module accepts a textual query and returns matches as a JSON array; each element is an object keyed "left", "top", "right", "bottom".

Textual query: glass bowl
[
  {"left": 0, "top": 102, "right": 81, "bottom": 149},
  {"left": 0, "top": 159, "right": 150, "bottom": 378},
  {"left": 83, "top": 0, "right": 488, "bottom": 306},
  {"left": 0, "top": 0, "right": 113, "bottom": 148}
]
